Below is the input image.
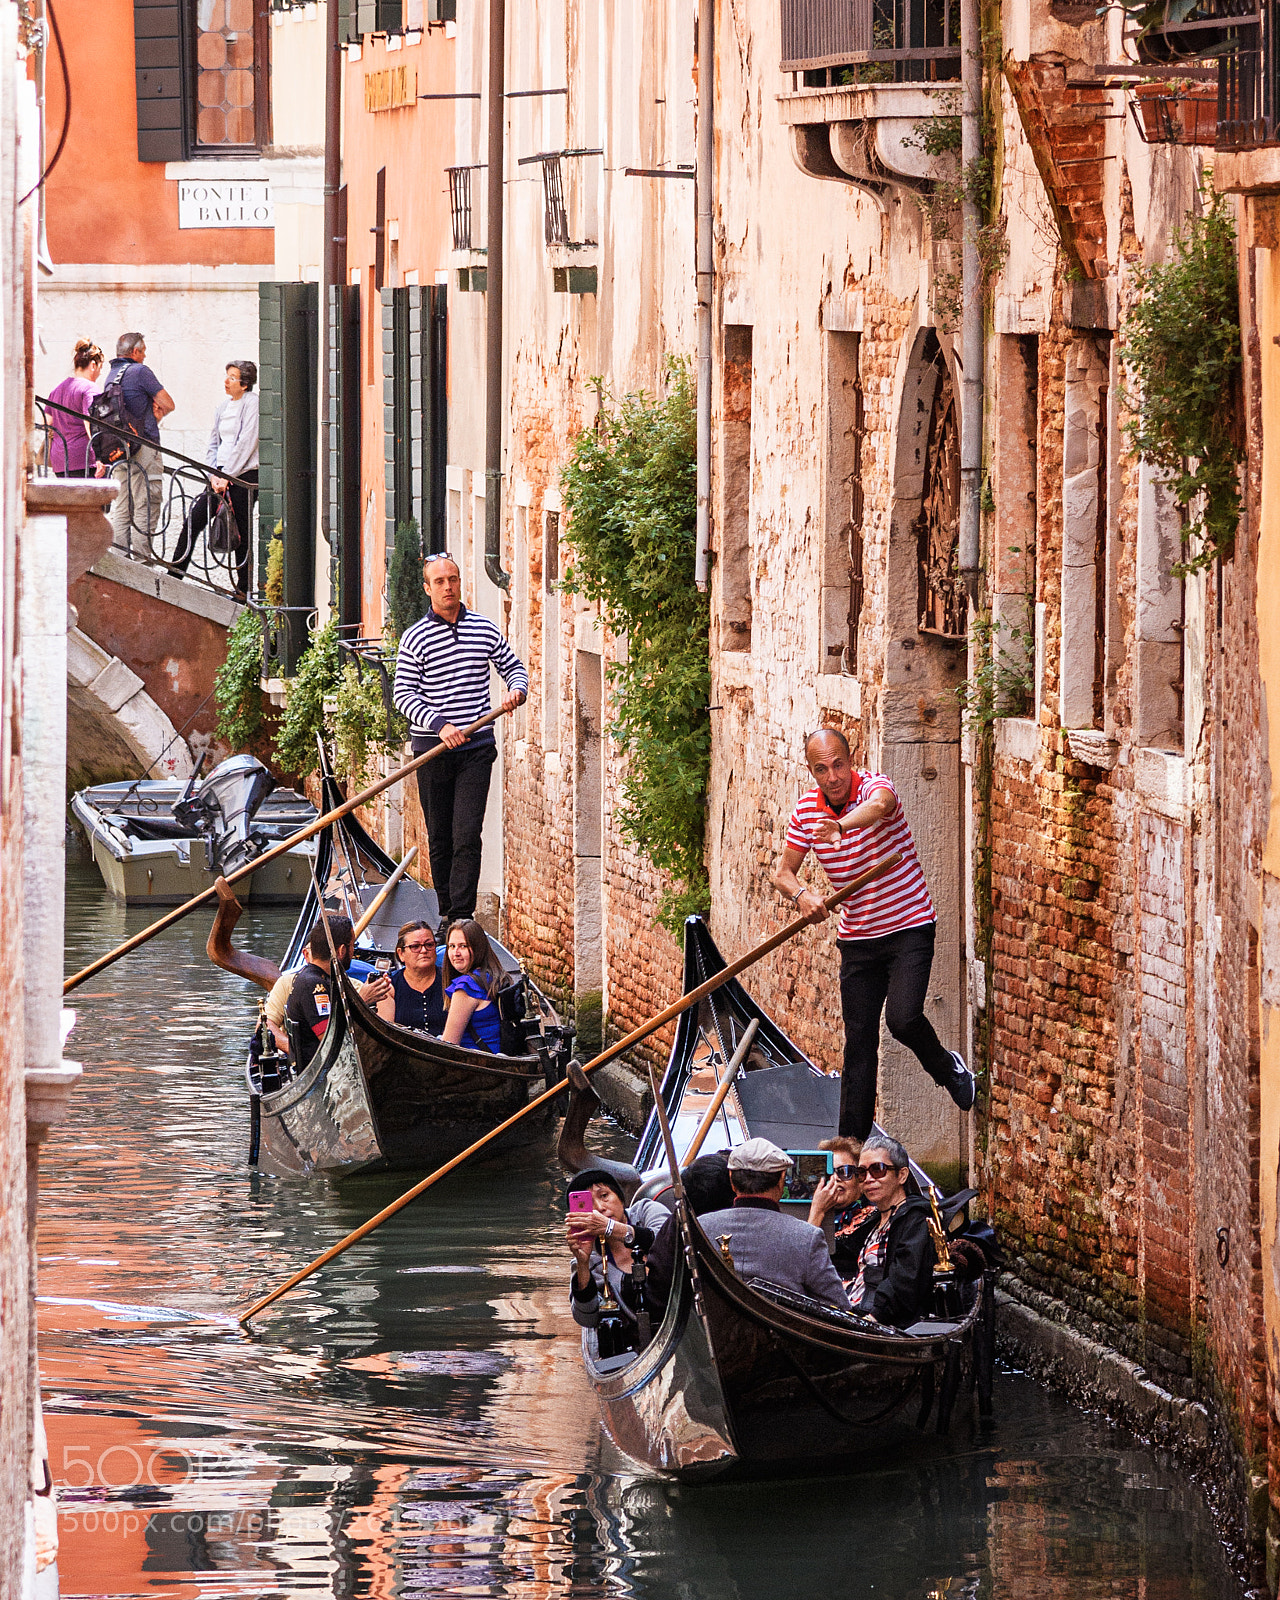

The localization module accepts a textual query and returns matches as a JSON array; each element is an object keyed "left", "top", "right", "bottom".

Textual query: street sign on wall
[{"left": 176, "top": 180, "right": 273, "bottom": 229}]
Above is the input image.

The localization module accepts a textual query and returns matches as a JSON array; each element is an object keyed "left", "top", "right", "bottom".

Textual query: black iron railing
[
  {"left": 338, "top": 637, "right": 404, "bottom": 746},
  {"left": 33, "top": 395, "right": 255, "bottom": 603},
  {"left": 447, "top": 165, "right": 476, "bottom": 251},
  {"left": 1216, "top": 0, "right": 1277, "bottom": 146},
  {"left": 781, "top": 0, "right": 961, "bottom": 82},
  {"left": 541, "top": 156, "right": 570, "bottom": 246}
]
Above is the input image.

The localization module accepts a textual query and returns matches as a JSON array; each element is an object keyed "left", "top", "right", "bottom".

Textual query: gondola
[
  {"left": 246, "top": 769, "right": 574, "bottom": 1178},
  {"left": 577, "top": 917, "right": 995, "bottom": 1480}
]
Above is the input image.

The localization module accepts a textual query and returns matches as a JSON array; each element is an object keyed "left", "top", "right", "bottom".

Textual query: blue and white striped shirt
[{"left": 393, "top": 605, "right": 528, "bottom": 745}]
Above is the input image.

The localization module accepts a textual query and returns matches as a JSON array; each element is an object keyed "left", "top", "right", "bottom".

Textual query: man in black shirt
[{"left": 284, "top": 915, "right": 391, "bottom": 1069}]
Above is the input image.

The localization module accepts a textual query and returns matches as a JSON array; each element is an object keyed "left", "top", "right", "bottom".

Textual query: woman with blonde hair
[{"left": 47, "top": 338, "right": 104, "bottom": 476}]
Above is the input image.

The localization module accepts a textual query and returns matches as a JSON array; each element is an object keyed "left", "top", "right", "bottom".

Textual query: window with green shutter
[{"left": 259, "top": 281, "right": 319, "bottom": 675}]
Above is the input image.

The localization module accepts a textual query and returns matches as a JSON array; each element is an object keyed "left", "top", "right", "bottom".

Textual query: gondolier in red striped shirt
[{"left": 771, "top": 727, "right": 975, "bottom": 1139}]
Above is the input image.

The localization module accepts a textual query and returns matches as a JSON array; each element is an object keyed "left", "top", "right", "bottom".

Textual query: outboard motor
[{"left": 173, "top": 754, "right": 277, "bottom": 874}]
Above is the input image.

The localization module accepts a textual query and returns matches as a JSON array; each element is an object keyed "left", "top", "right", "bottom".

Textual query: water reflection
[{"left": 45, "top": 864, "right": 1242, "bottom": 1598}]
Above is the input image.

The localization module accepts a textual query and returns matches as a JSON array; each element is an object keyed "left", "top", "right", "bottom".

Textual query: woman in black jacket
[{"left": 831, "top": 1134, "right": 936, "bottom": 1327}]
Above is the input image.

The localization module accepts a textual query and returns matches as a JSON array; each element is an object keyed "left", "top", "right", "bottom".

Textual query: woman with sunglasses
[
  {"left": 830, "top": 1134, "right": 936, "bottom": 1327},
  {"left": 375, "top": 919, "right": 447, "bottom": 1034},
  {"left": 807, "top": 1136, "right": 873, "bottom": 1286}
]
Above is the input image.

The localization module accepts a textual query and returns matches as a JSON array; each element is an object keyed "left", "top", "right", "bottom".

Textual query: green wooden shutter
[
  {"left": 260, "top": 282, "right": 319, "bottom": 676},
  {"left": 134, "top": 0, "right": 185, "bottom": 162},
  {"left": 424, "top": 284, "right": 448, "bottom": 552},
  {"left": 383, "top": 286, "right": 412, "bottom": 551},
  {"left": 328, "top": 283, "right": 362, "bottom": 632}
]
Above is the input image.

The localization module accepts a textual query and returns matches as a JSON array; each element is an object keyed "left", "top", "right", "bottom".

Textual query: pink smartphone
[{"left": 568, "top": 1190, "right": 594, "bottom": 1213}]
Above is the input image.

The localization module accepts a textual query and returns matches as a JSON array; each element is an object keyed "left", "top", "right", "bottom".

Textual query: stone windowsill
[
  {"left": 817, "top": 673, "right": 862, "bottom": 720},
  {"left": 1133, "top": 744, "right": 1187, "bottom": 820},
  {"left": 995, "top": 716, "right": 1039, "bottom": 765}
]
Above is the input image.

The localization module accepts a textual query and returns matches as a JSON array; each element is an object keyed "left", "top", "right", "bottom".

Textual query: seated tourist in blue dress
[
  {"left": 374, "top": 918, "right": 447, "bottom": 1034},
  {"left": 442, "top": 918, "right": 504, "bottom": 1053}
]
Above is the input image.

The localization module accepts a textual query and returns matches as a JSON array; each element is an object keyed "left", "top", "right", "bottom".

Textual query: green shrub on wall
[
  {"left": 214, "top": 608, "right": 267, "bottom": 752},
  {"left": 1124, "top": 190, "right": 1243, "bottom": 575},
  {"left": 560, "top": 357, "right": 710, "bottom": 934},
  {"left": 387, "top": 518, "right": 427, "bottom": 642},
  {"left": 273, "top": 618, "right": 341, "bottom": 777}
]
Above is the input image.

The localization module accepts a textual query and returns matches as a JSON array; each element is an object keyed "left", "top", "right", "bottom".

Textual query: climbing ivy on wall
[
  {"left": 1124, "top": 190, "right": 1243, "bottom": 575},
  {"left": 560, "top": 358, "right": 710, "bottom": 935}
]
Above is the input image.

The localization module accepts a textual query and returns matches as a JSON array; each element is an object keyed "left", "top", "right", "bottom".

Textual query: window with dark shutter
[
  {"left": 259, "top": 282, "right": 319, "bottom": 674},
  {"left": 383, "top": 285, "right": 447, "bottom": 557},
  {"left": 328, "top": 283, "right": 362, "bottom": 633},
  {"left": 134, "top": 0, "right": 270, "bottom": 162},
  {"left": 134, "top": 0, "right": 185, "bottom": 163}
]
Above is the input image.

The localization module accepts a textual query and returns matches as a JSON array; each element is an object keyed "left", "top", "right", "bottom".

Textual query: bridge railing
[{"left": 33, "top": 396, "right": 255, "bottom": 605}]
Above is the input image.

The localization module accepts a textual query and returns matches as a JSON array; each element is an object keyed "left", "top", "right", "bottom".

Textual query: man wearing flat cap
[{"left": 695, "top": 1139, "right": 851, "bottom": 1309}]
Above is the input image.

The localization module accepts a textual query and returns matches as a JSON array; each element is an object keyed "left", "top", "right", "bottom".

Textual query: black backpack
[{"left": 89, "top": 364, "right": 143, "bottom": 465}]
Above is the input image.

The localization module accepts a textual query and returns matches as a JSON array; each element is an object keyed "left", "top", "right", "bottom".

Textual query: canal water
[{"left": 45, "top": 864, "right": 1246, "bottom": 1599}]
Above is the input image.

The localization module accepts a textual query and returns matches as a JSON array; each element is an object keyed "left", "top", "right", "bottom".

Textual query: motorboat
[{"left": 71, "top": 753, "right": 317, "bottom": 905}]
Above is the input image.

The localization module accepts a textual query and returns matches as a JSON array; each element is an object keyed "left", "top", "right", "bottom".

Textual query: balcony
[
  {"left": 780, "top": 0, "right": 961, "bottom": 200},
  {"left": 781, "top": 0, "right": 962, "bottom": 83}
]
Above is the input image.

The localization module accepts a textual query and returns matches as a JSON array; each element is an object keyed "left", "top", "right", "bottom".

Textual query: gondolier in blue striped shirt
[{"left": 393, "top": 553, "right": 527, "bottom": 927}]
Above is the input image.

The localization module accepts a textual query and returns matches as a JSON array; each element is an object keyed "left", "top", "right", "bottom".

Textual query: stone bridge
[{"left": 67, "top": 546, "right": 241, "bottom": 790}]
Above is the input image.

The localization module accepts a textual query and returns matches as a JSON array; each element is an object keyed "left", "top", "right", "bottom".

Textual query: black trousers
[
  {"left": 172, "top": 470, "right": 257, "bottom": 596},
  {"left": 414, "top": 739, "right": 497, "bottom": 923},
  {"left": 838, "top": 921, "right": 954, "bottom": 1139}
]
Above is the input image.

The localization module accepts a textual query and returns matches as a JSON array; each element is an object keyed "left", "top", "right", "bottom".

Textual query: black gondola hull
[
  {"left": 581, "top": 915, "right": 988, "bottom": 1479},
  {"left": 251, "top": 788, "right": 553, "bottom": 1178}
]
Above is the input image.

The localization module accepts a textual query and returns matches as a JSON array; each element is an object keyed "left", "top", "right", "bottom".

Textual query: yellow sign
[{"left": 364, "top": 66, "right": 418, "bottom": 113}]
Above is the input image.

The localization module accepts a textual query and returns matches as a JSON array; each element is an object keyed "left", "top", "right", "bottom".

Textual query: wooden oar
[
  {"left": 681, "top": 1017, "right": 758, "bottom": 1168},
  {"left": 236, "top": 850, "right": 901, "bottom": 1324},
  {"left": 352, "top": 845, "right": 419, "bottom": 939},
  {"left": 63, "top": 708, "right": 510, "bottom": 995}
]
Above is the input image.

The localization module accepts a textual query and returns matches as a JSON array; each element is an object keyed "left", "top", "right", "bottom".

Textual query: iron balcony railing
[
  {"left": 447, "top": 165, "right": 479, "bottom": 252},
  {"left": 1215, "top": 0, "right": 1277, "bottom": 146},
  {"left": 33, "top": 396, "right": 256, "bottom": 603},
  {"left": 781, "top": 0, "right": 961, "bottom": 82}
]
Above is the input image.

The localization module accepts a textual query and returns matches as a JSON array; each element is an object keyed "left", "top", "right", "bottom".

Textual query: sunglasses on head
[
  {"left": 854, "top": 1161, "right": 900, "bottom": 1181},
  {"left": 424, "top": 550, "right": 455, "bottom": 564}
]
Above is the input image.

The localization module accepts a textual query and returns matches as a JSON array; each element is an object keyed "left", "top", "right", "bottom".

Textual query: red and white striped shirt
[{"left": 785, "top": 772, "right": 935, "bottom": 941}]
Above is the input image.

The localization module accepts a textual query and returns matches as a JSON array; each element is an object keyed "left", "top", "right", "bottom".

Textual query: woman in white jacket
[{"left": 172, "top": 360, "right": 260, "bottom": 597}]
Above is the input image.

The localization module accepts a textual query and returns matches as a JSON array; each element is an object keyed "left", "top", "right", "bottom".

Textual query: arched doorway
[
  {"left": 877, "top": 325, "right": 968, "bottom": 1181},
  {"left": 917, "top": 352, "right": 966, "bottom": 640}
]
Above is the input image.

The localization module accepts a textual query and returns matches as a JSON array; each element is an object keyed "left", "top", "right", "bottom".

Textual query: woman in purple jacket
[{"left": 46, "top": 339, "right": 103, "bottom": 476}]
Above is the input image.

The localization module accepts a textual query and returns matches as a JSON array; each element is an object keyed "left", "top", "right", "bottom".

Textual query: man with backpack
[{"left": 96, "top": 333, "right": 174, "bottom": 550}]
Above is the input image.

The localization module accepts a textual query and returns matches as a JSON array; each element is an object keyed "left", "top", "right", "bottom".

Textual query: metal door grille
[{"left": 917, "top": 364, "right": 966, "bottom": 639}]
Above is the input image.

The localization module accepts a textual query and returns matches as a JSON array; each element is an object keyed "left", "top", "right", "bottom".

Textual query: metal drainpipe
[
  {"left": 484, "top": 0, "right": 510, "bottom": 590},
  {"left": 322, "top": 0, "right": 343, "bottom": 593},
  {"left": 694, "top": 0, "right": 714, "bottom": 592},
  {"left": 958, "top": 0, "right": 983, "bottom": 581}
]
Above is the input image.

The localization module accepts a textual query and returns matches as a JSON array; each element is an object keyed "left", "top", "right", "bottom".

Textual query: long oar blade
[
  {"left": 237, "top": 851, "right": 902, "bottom": 1325},
  {"left": 64, "top": 708, "right": 510, "bottom": 995}
]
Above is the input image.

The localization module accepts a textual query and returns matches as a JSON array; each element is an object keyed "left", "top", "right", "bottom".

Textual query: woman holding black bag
[{"left": 172, "top": 359, "right": 259, "bottom": 598}]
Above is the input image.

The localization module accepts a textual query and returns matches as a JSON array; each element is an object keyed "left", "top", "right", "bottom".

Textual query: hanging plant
[
  {"left": 1123, "top": 189, "right": 1243, "bottom": 575},
  {"left": 214, "top": 607, "right": 267, "bottom": 752},
  {"left": 560, "top": 357, "right": 709, "bottom": 934},
  {"left": 272, "top": 618, "right": 340, "bottom": 777},
  {"left": 331, "top": 657, "right": 408, "bottom": 779}
]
